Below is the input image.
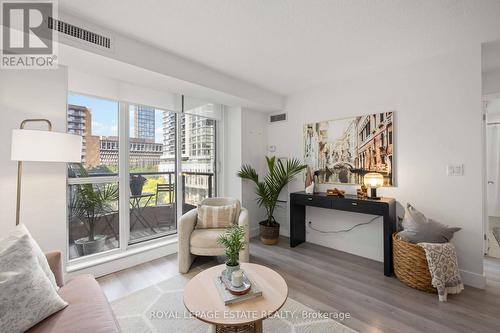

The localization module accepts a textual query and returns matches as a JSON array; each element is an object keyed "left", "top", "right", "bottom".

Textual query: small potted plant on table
[
  {"left": 238, "top": 156, "right": 306, "bottom": 245},
  {"left": 217, "top": 225, "right": 246, "bottom": 279}
]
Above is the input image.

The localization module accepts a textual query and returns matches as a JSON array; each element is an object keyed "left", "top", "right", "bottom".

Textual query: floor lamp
[{"left": 10, "top": 119, "right": 82, "bottom": 225}]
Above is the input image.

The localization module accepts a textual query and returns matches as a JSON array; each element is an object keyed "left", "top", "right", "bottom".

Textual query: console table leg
[{"left": 383, "top": 213, "right": 395, "bottom": 276}]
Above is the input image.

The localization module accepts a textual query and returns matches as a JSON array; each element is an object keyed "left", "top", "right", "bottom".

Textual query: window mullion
[{"left": 118, "top": 102, "right": 130, "bottom": 253}]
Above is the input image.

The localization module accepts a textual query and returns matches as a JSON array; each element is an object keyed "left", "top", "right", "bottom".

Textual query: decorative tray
[{"left": 219, "top": 271, "right": 252, "bottom": 295}]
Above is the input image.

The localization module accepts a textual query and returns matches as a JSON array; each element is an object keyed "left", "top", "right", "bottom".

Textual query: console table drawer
[
  {"left": 333, "top": 199, "right": 386, "bottom": 215},
  {"left": 291, "top": 195, "right": 332, "bottom": 208}
]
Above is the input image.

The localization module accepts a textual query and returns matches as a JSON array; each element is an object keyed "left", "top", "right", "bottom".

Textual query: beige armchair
[{"left": 178, "top": 198, "right": 250, "bottom": 273}]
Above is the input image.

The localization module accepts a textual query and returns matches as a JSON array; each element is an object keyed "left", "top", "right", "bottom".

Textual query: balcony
[{"left": 68, "top": 171, "right": 215, "bottom": 259}]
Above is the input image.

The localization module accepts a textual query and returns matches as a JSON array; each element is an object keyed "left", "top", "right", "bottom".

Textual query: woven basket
[{"left": 392, "top": 233, "right": 437, "bottom": 293}]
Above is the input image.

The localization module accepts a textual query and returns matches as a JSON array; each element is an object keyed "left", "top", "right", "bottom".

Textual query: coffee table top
[{"left": 183, "top": 263, "right": 288, "bottom": 326}]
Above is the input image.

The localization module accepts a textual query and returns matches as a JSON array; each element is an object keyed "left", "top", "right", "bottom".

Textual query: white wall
[
  {"left": 0, "top": 68, "right": 69, "bottom": 266},
  {"left": 241, "top": 109, "right": 268, "bottom": 237},
  {"left": 222, "top": 107, "right": 242, "bottom": 200},
  {"left": 483, "top": 69, "right": 500, "bottom": 96},
  {"left": 268, "top": 47, "right": 485, "bottom": 287}
]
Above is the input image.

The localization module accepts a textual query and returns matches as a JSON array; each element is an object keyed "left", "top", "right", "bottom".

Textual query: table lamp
[
  {"left": 363, "top": 172, "right": 384, "bottom": 200},
  {"left": 11, "top": 119, "right": 82, "bottom": 225}
]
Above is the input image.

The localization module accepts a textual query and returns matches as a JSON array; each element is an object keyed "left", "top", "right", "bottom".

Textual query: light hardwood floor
[{"left": 98, "top": 237, "right": 500, "bottom": 333}]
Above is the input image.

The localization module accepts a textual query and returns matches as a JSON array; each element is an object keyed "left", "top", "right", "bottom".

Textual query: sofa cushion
[
  {"left": 0, "top": 231, "right": 67, "bottom": 333},
  {"left": 1, "top": 223, "right": 58, "bottom": 290},
  {"left": 27, "top": 274, "right": 119, "bottom": 333}
]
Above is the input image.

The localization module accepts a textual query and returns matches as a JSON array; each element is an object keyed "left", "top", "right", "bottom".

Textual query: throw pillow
[
  {"left": 398, "top": 204, "right": 461, "bottom": 243},
  {"left": 0, "top": 232, "right": 68, "bottom": 333},
  {"left": 196, "top": 204, "right": 238, "bottom": 229},
  {"left": 0, "top": 224, "right": 58, "bottom": 290}
]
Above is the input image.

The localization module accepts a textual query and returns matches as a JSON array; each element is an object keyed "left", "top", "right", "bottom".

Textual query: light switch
[{"left": 447, "top": 164, "right": 464, "bottom": 176}]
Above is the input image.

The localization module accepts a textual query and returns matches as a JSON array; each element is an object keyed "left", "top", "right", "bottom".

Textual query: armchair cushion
[
  {"left": 198, "top": 197, "right": 241, "bottom": 223},
  {"left": 196, "top": 204, "right": 238, "bottom": 229},
  {"left": 190, "top": 228, "right": 226, "bottom": 250}
]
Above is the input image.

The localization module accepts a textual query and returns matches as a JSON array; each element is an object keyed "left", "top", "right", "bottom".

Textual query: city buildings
[
  {"left": 99, "top": 136, "right": 163, "bottom": 168},
  {"left": 159, "top": 105, "right": 216, "bottom": 203},
  {"left": 68, "top": 104, "right": 164, "bottom": 171},
  {"left": 356, "top": 112, "right": 393, "bottom": 184},
  {"left": 67, "top": 104, "right": 100, "bottom": 168}
]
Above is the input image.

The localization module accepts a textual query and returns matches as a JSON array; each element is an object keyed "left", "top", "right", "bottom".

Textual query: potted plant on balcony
[
  {"left": 217, "top": 225, "right": 246, "bottom": 278},
  {"left": 70, "top": 166, "right": 119, "bottom": 256},
  {"left": 238, "top": 156, "right": 306, "bottom": 245}
]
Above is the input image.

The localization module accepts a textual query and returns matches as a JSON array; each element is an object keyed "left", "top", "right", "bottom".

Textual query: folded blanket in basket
[{"left": 417, "top": 242, "right": 464, "bottom": 301}]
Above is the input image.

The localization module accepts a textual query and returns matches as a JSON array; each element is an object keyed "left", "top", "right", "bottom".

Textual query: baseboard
[
  {"left": 460, "top": 269, "right": 486, "bottom": 289},
  {"left": 250, "top": 226, "right": 260, "bottom": 238},
  {"left": 66, "top": 239, "right": 178, "bottom": 279}
]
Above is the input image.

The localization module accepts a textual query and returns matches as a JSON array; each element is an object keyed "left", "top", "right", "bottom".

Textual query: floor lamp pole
[
  {"left": 14, "top": 119, "right": 52, "bottom": 226},
  {"left": 15, "top": 161, "right": 22, "bottom": 225}
]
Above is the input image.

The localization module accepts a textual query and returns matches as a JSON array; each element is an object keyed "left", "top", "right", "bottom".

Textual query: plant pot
[
  {"left": 259, "top": 221, "right": 280, "bottom": 245},
  {"left": 224, "top": 262, "right": 240, "bottom": 279},
  {"left": 130, "top": 175, "right": 146, "bottom": 196},
  {"left": 74, "top": 235, "right": 106, "bottom": 256}
]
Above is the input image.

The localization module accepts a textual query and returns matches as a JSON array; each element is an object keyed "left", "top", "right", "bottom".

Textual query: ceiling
[{"left": 59, "top": 0, "right": 500, "bottom": 96}]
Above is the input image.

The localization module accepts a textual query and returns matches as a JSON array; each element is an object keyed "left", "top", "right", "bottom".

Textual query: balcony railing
[{"left": 68, "top": 170, "right": 215, "bottom": 259}]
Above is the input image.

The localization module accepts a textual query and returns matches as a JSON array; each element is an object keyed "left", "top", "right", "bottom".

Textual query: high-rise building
[
  {"left": 67, "top": 104, "right": 100, "bottom": 168},
  {"left": 133, "top": 106, "right": 155, "bottom": 140}
]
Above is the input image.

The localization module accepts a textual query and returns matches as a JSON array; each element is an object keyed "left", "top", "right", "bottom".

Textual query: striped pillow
[{"left": 196, "top": 204, "right": 238, "bottom": 229}]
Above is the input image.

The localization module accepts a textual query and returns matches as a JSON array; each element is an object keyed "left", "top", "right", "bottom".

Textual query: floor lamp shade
[{"left": 11, "top": 129, "right": 82, "bottom": 162}]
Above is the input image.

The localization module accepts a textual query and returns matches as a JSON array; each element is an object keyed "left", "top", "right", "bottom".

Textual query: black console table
[{"left": 290, "top": 191, "right": 397, "bottom": 276}]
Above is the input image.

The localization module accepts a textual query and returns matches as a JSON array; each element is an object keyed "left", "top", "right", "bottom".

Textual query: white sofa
[{"left": 178, "top": 198, "right": 250, "bottom": 273}]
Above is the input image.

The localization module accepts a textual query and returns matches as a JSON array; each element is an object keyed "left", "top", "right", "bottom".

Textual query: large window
[{"left": 67, "top": 94, "right": 219, "bottom": 261}]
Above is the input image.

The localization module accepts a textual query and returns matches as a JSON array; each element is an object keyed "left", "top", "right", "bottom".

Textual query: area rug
[{"left": 111, "top": 269, "right": 356, "bottom": 333}]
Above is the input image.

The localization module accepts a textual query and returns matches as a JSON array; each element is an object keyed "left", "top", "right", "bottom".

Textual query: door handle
[
  {"left": 488, "top": 181, "right": 495, "bottom": 184},
  {"left": 307, "top": 197, "right": 313, "bottom": 201},
  {"left": 351, "top": 202, "right": 358, "bottom": 206}
]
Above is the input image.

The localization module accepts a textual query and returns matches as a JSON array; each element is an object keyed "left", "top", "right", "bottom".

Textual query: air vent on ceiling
[
  {"left": 48, "top": 17, "right": 111, "bottom": 49},
  {"left": 270, "top": 113, "right": 287, "bottom": 123}
]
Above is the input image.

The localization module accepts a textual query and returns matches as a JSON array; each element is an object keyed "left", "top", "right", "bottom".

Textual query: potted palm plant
[
  {"left": 238, "top": 156, "right": 306, "bottom": 245},
  {"left": 217, "top": 225, "right": 246, "bottom": 278},
  {"left": 70, "top": 166, "right": 119, "bottom": 256}
]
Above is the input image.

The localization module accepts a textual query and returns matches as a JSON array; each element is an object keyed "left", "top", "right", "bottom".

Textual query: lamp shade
[
  {"left": 363, "top": 172, "right": 384, "bottom": 188},
  {"left": 11, "top": 129, "right": 82, "bottom": 162}
]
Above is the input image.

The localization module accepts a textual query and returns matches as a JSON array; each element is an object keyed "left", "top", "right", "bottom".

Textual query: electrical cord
[{"left": 308, "top": 216, "right": 380, "bottom": 233}]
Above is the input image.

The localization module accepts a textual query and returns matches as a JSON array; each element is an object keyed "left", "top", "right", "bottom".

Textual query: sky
[{"left": 68, "top": 94, "right": 164, "bottom": 143}]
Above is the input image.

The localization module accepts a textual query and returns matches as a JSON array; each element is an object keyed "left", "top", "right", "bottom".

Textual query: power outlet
[{"left": 447, "top": 164, "right": 464, "bottom": 176}]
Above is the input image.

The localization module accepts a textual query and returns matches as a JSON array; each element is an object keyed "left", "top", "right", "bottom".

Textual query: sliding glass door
[{"left": 128, "top": 105, "right": 177, "bottom": 245}]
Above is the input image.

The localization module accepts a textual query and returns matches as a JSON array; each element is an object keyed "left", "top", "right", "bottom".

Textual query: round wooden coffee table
[{"left": 184, "top": 263, "right": 288, "bottom": 333}]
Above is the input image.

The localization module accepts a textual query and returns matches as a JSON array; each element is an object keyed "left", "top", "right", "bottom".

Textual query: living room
[{"left": 1, "top": 1, "right": 500, "bottom": 333}]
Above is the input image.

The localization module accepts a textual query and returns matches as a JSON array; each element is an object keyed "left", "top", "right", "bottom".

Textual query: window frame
[{"left": 66, "top": 92, "right": 219, "bottom": 266}]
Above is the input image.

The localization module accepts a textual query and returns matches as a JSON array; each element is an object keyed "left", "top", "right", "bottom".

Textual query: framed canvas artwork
[{"left": 304, "top": 112, "right": 395, "bottom": 186}]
